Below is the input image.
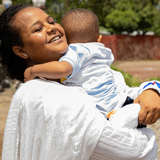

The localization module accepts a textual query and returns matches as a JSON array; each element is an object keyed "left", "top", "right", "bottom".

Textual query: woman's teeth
[{"left": 50, "top": 36, "right": 61, "bottom": 42}]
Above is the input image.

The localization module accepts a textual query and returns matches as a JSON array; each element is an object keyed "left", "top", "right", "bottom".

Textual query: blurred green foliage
[
  {"left": 111, "top": 65, "right": 141, "bottom": 87},
  {"left": 1, "top": 0, "right": 160, "bottom": 35},
  {"left": 46, "top": 0, "right": 160, "bottom": 35}
]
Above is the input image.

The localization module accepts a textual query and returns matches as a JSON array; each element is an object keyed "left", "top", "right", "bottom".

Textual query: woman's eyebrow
[
  {"left": 31, "top": 16, "right": 51, "bottom": 28},
  {"left": 31, "top": 21, "right": 42, "bottom": 28}
]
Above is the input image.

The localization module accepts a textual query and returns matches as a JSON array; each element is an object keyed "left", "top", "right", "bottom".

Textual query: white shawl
[{"left": 2, "top": 80, "right": 106, "bottom": 160}]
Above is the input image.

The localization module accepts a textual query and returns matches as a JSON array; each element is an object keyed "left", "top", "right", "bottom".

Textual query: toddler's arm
[{"left": 24, "top": 61, "right": 72, "bottom": 81}]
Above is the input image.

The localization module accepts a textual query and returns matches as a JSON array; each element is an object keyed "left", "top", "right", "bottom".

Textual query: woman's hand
[
  {"left": 24, "top": 66, "right": 35, "bottom": 82},
  {"left": 134, "top": 89, "right": 160, "bottom": 125}
]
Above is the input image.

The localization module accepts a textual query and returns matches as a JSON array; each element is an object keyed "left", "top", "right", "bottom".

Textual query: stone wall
[{"left": 101, "top": 35, "right": 160, "bottom": 60}]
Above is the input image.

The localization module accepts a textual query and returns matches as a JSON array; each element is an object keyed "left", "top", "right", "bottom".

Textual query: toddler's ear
[
  {"left": 12, "top": 46, "right": 29, "bottom": 59},
  {"left": 97, "top": 35, "right": 102, "bottom": 42}
]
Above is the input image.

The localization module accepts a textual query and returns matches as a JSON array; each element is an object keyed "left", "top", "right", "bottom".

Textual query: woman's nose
[{"left": 46, "top": 24, "right": 57, "bottom": 35}]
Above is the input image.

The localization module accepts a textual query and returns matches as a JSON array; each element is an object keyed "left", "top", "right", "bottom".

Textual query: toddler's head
[{"left": 61, "top": 8, "right": 99, "bottom": 44}]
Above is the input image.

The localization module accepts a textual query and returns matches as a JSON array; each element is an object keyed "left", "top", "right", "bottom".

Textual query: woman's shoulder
[
  {"left": 14, "top": 79, "right": 88, "bottom": 103},
  {"left": 11, "top": 79, "right": 68, "bottom": 113},
  {"left": 13, "top": 79, "right": 59, "bottom": 102}
]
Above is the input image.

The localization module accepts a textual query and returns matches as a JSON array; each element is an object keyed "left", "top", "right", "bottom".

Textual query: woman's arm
[
  {"left": 91, "top": 124, "right": 157, "bottom": 160},
  {"left": 112, "top": 69, "right": 160, "bottom": 125},
  {"left": 134, "top": 89, "right": 160, "bottom": 125},
  {"left": 124, "top": 83, "right": 160, "bottom": 125}
]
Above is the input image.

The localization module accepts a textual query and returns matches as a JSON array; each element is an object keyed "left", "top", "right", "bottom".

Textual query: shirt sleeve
[
  {"left": 90, "top": 123, "right": 158, "bottom": 160},
  {"left": 59, "top": 44, "right": 90, "bottom": 78},
  {"left": 138, "top": 80, "right": 160, "bottom": 94},
  {"left": 112, "top": 69, "right": 160, "bottom": 99},
  {"left": 125, "top": 80, "right": 160, "bottom": 100}
]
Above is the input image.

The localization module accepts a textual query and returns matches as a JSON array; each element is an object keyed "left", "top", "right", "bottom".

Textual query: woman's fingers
[
  {"left": 138, "top": 108, "right": 147, "bottom": 125},
  {"left": 144, "top": 109, "right": 159, "bottom": 124},
  {"left": 135, "top": 89, "right": 160, "bottom": 125}
]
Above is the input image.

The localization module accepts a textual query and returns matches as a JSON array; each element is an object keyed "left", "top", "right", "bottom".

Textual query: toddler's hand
[{"left": 24, "top": 67, "right": 35, "bottom": 82}]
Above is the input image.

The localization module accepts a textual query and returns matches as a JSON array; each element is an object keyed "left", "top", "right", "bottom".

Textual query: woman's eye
[{"left": 33, "top": 26, "right": 42, "bottom": 32}]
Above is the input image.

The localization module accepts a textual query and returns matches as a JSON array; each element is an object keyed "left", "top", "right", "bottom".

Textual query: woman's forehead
[{"left": 13, "top": 7, "right": 48, "bottom": 30}]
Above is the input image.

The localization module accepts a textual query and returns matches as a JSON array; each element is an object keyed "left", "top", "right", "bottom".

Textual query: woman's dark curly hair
[{"left": 0, "top": 4, "right": 31, "bottom": 81}]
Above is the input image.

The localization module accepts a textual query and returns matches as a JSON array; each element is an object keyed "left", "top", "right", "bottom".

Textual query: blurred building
[
  {"left": 2, "top": 0, "right": 12, "bottom": 9},
  {"left": 32, "top": 0, "right": 46, "bottom": 9}
]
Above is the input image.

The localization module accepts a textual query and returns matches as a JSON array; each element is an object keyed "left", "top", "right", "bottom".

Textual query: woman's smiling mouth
[{"left": 48, "top": 33, "right": 63, "bottom": 43}]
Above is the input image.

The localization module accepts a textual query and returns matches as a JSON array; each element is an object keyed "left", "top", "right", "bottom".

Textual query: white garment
[
  {"left": 2, "top": 80, "right": 106, "bottom": 160},
  {"left": 91, "top": 125, "right": 158, "bottom": 160},
  {"left": 110, "top": 103, "right": 141, "bottom": 128},
  {"left": 60, "top": 42, "right": 120, "bottom": 113},
  {"left": 2, "top": 80, "right": 158, "bottom": 160}
]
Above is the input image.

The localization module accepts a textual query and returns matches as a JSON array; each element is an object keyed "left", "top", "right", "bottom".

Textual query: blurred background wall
[{"left": 102, "top": 35, "right": 160, "bottom": 60}]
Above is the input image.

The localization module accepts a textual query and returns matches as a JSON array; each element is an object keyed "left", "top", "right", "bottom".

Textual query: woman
[{"left": 1, "top": 4, "right": 160, "bottom": 160}]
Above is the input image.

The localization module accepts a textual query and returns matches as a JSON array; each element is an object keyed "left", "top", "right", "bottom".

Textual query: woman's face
[{"left": 13, "top": 7, "right": 68, "bottom": 64}]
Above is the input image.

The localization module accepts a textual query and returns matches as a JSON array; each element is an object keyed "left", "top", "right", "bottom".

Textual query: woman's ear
[
  {"left": 97, "top": 35, "right": 102, "bottom": 42},
  {"left": 12, "top": 46, "right": 29, "bottom": 59}
]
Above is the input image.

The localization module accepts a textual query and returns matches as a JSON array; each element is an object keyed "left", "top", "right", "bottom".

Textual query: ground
[
  {"left": 0, "top": 88, "right": 15, "bottom": 160},
  {"left": 0, "top": 60, "right": 160, "bottom": 159},
  {"left": 114, "top": 60, "right": 160, "bottom": 81}
]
